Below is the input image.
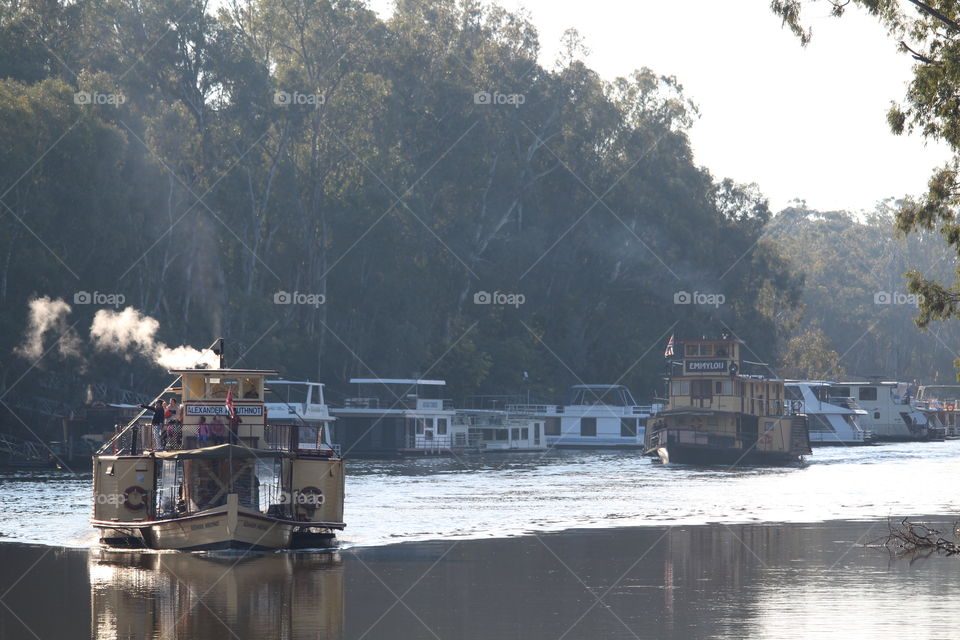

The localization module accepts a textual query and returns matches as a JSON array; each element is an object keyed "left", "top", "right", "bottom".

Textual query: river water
[{"left": 1, "top": 442, "right": 960, "bottom": 638}]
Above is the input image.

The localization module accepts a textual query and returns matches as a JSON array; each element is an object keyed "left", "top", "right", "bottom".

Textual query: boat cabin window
[
  {"left": 685, "top": 344, "right": 714, "bottom": 357},
  {"left": 241, "top": 377, "right": 262, "bottom": 399},
  {"left": 620, "top": 418, "right": 637, "bottom": 437},
  {"left": 859, "top": 387, "right": 878, "bottom": 402},
  {"left": 691, "top": 380, "right": 712, "bottom": 399},
  {"left": 207, "top": 377, "right": 239, "bottom": 399},
  {"left": 785, "top": 386, "right": 802, "bottom": 401},
  {"left": 184, "top": 376, "right": 206, "bottom": 401},
  {"left": 437, "top": 418, "right": 448, "bottom": 435},
  {"left": 833, "top": 386, "right": 851, "bottom": 398},
  {"left": 545, "top": 418, "right": 561, "bottom": 436},
  {"left": 671, "top": 381, "right": 690, "bottom": 396},
  {"left": 580, "top": 417, "right": 597, "bottom": 437},
  {"left": 169, "top": 456, "right": 291, "bottom": 517}
]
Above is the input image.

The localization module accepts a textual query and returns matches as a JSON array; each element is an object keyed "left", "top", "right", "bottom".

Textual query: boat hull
[
  {"left": 662, "top": 444, "right": 804, "bottom": 466},
  {"left": 93, "top": 502, "right": 344, "bottom": 551}
]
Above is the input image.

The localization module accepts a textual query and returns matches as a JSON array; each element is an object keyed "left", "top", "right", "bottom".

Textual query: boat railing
[
  {"left": 506, "top": 403, "right": 654, "bottom": 416},
  {"left": 264, "top": 424, "right": 340, "bottom": 457}
]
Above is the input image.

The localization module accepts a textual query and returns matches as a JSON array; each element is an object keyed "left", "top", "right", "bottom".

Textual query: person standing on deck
[{"left": 138, "top": 400, "right": 166, "bottom": 451}]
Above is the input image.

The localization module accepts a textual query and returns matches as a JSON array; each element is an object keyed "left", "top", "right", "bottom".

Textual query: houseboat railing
[{"left": 506, "top": 403, "right": 655, "bottom": 415}]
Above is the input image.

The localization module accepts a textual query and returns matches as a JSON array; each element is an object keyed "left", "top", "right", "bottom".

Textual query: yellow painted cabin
[{"left": 648, "top": 337, "right": 810, "bottom": 465}]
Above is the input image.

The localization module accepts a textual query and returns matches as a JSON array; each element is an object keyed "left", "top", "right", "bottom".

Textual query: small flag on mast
[
  {"left": 664, "top": 334, "right": 675, "bottom": 358},
  {"left": 225, "top": 389, "right": 236, "bottom": 419}
]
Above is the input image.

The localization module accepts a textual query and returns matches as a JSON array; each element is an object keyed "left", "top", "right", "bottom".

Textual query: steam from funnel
[
  {"left": 16, "top": 296, "right": 82, "bottom": 360},
  {"left": 90, "top": 307, "right": 219, "bottom": 369}
]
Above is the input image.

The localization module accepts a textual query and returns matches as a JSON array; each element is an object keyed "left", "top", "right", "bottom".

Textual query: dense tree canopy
[
  {"left": 772, "top": 0, "right": 960, "bottom": 336},
  {"left": 2, "top": 0, "right": 919, "bottom": 437}
]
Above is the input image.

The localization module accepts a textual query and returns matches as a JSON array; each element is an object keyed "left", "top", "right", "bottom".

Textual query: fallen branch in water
[{"left": 872, "top": 517, "right": 960, "bottom": 556}]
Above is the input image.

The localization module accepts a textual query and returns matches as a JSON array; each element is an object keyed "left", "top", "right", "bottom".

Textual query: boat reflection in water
[{"left": 89, "top": 550, "right": 343, "bottom": 639}]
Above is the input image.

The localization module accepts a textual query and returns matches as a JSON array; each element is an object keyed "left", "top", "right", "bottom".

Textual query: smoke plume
[
  {"left": 15, "top": 296, "right": 82, "bottom": 360},
  {"left": 90, "top": 307, "right": 219, "bottom": 369}
]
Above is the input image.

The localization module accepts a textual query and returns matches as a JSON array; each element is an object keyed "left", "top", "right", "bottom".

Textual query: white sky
[{"left": 370, "top": 0, "right": 950, "bottom": 213}]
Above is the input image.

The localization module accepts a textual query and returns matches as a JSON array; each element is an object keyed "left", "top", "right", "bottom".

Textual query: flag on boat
[
  {"left": 225, "top": 389, "right": 236, "bottom": 418},
  {"left": 664, "top": 334, "right": 675, "bottom": 358}
]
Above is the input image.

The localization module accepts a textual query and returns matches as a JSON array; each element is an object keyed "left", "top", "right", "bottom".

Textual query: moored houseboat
[
  {"left": 91, "top": 342, "right": 345, "bottom": 551},
  {"left": 647, "top": 336, "right": 811, "bottom": 465},
  {"left": 507, "top": 385, "right": 655, "bottom": 449},
  {"left": 913, "top": 385, "right": 960, "bottom": 439},
  {"left": 329, "top": 378, "right": 467, "bottom": 456},
  {"left": 784, "top": 381, "right": 875, "bottom": 445},
  {"left": 829, "top": 380, "right": 931, "bottom": 441}
]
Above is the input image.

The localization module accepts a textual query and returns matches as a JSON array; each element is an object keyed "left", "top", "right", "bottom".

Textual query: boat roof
[
  {"left": 169, "top": 368, "right": 280, "bottom": 375},
  {"left": 569, "top": 384, "right": 628, "bottom": 389},
  {"left": 267, "top": 379, "right": 324, "bottom": 386},
  {"left": 154, "top": 444, "right": 292, "bottom": 460},
  {"left": 349, "top": 378, "right": 446, "bottom": 386},
  {"left": 833, "top": 381, "right": 901, "bottom": 386}
]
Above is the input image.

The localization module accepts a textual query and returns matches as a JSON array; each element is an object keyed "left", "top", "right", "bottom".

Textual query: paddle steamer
[
  {"left": 647, "top": 335, "right": 811, "bottom": 465},
  {"left": 91, "top": 340, "right": 345, "bottom": 550}
]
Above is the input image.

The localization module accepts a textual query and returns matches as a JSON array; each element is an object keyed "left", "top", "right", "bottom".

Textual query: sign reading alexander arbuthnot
[
  {"left": 684, "top": 359, "right": 729, "bottom": 374},
  {"left": 186, "top": 405, "right": 264, "bottom": 416}
]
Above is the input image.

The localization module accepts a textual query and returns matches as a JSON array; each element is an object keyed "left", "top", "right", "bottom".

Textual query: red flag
[
  {"left": 664, "top": 334, "right": 675, "bottom": 358},
  {"left": 225, "top": 389, "right": 236, "bottom": 419}
]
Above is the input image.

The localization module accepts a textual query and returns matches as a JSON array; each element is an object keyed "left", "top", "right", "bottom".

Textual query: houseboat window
[
  {"left": 833, "top": 386, "right": 850, "bottom": 398},
  {"left": 580, "top": 417, "right": 597, "bottom": 437},
  {"left": 685, "top": 344, "right": 698, "bottom": 356},
  {"left": 620, "top": 418, "right": 637, "bottom": 437},
  {"left": 859, "top": 387, "right": 878, "bottom": 401},
  {"left": 874, "top": 411, "right": 880, "bottom": 419},
  {"left": 512, "top": 428, "right": 521, "bottom": 440},
  {"left": 416, "top": 419, "right": 425, "bottom": 435},
  {"left": 534, "top": 423, "right": 541, "bottom": 445},
  {"left": 545, "top": 418, "right": 561, "bottom": 436},
  {"left": 496, "top": 429, "right": 508, "bottom": 441},
  {"left": 685, "top": 344, "right": 715, "bottom": 357},
  {"left": 241, "top": 377, "right": 261, "bottom": 399},
  {"left": 437, "top": 418, "right": 448, "bottom": 435},
  {"left": 521, "top": 428, "right": 529, "bottom": 441}
]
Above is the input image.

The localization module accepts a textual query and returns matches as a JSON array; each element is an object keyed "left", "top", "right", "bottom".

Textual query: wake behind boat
[{"left": 90, "top": 340, "right": 345, "bottom": 551}]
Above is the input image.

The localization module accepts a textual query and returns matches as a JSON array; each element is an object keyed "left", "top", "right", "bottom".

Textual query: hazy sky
[{"left": 370, "top": 0, "right": 950, "bottom": 213}]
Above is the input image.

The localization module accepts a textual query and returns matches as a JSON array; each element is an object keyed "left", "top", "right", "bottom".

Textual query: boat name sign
[
  {"left": 684, "top": 359, "right": 729, "bottom": 375},
  {"left": 186, "top": 405, "right": 264, "bottom": 416}
]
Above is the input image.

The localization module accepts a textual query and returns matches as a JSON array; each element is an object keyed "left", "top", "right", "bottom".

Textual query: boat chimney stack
[{"left": 213, "top": 338, "right": 225, "bottom": 369}]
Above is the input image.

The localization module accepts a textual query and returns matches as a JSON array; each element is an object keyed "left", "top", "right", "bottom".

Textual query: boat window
[
  {"left": 521, "top": 428, "right": 529, "bottom": 441},
  {"left": 785, "top": 386, "right": 802, "bottom": 401},
  {"left": 874, "top": 411, "right": 880, "bottom": 419},
  {"left": 496, "top": 429, "right": 508, "bottom": 441},
  {"left": 859, "top": 387, "right": 878, "bottom": 401},
  {"left": 545, "top": 418, "right": 560, "bottom": 436},
  {"left": 833, "top": 386, "right": 850, "bottom": 398},
  {"left": 620, "top": 418, "right": 637, "bottom": 437},
  {"left": 241, "top": 377, "right": 262, "bottom": 399},
  {"left": 691, "top": 380, "right": 712, "bottom": 398},
  {"left": 534, "top": 423, "right": 541, "bottom": 445},
  {"left": 207, "top": 377, "right": 238, "bottom": 399},
  {"left": 184, "top": 376, "right": 205, "bottom": 400},
  {"left": 437, "top": 418, "right": 448, "bottom": 435},
  {"left": 415, "top": 419, "right": 425, "bottom": 435},
  {"left": 511, "top": 428, "right": 520, "bottom": 440},
  {"left": 671, "top": 381, "right": 690, "bottom": 396},
  {"left": 580, "top": 418, "right": 597, "bottom": 437}
]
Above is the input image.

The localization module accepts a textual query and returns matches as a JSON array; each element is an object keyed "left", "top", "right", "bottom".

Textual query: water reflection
[{"left": 89, "top": 550, "right": 343, "bottom": 639}]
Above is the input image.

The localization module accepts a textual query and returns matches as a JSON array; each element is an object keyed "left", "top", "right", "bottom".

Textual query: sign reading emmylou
[
  {"left": 684, "top": 359, "right": 729, "bottom": 375},
  {"left": 186, "top": 405, "right": 263, "bottom": 416}
]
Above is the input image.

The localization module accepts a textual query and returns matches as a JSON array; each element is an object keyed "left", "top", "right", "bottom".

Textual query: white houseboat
[
  {"left": 453, "top": 410, "right": 547, "bottom": 452},
  {"left": 830, "top": 381, "right": 931, "bottom": 441},
  {"left": 508, "top": 384, "right": 655, "bottom": 449},
  {"left": 329, "top": 378, "right": 466, "bottom": 456},
  {"left": 912, "top": 385, "right": 960, "bottom": 438},
  {"left": 784, "top": 381, "right": 875, "bottom": 445}
]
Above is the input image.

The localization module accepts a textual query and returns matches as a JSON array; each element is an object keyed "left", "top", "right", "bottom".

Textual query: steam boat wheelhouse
[
  {"left": 648, "top": 336, "right": 811, "bottom": 465},
  {"left": 91, "top": 346, "right": 345, "bottom": 551}
]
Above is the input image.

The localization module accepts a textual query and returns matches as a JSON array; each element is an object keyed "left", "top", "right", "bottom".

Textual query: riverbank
[{"left": 2, "top": 517, "right": 959, "bottom": 639}]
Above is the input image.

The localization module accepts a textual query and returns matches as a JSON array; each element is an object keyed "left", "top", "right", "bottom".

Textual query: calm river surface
[{"left": 1, "top": 442, "right": 959, "bottom": 638}]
